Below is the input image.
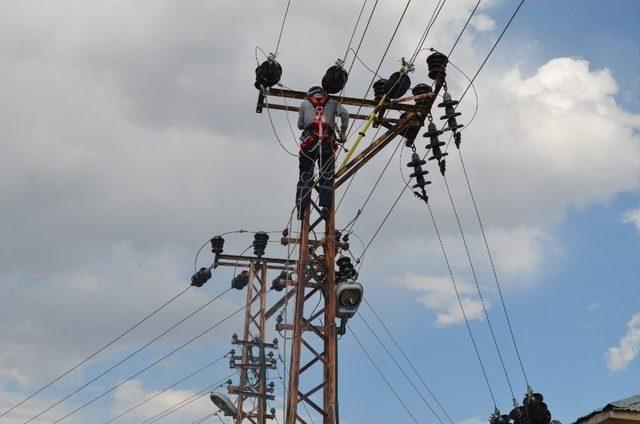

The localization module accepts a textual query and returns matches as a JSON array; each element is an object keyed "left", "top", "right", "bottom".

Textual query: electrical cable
[
  {"left": 141, "top": 374, "right": 233, "bottom": 424},
  {"left": 342, "top": 0, "right": 369, "bottom": 64},
  {"left": 337, "top": 0, "right": 448, "bottom": 215},
  {"left": 342, "top": 0, "right": 381, "bottom": 92},
  {"left": 441, "top": 174, "right": 517, "bottom": 403},
  {"left": 344, "top": 0, "right": 412, "bottom": 140},
  {"left": 409, "top": 0, "right": 447, "bottom": 64},
  {"left": 447, "top": 0, "right": 482, "bottom": 58},
  {"left": 25, "top": 288, "right": 233, "bottom": 423},
  {"left": 348, "top": 326, "right": 420, "bottom": 424},
  {"left": 103, "top": 355, "right": 228, "bottom": 423},
  {"left": 340, "top": 138, "right": 403, "bottom": 235},
  {"left": 457, "top": 148, "right": 530, "bottom": 388},
  {"left": 445, "top": 0, "right": 526, "bottom": 152},
  {"left": 424, "top": 200, "right": 497, "bottom": 408},
  {"left": 49, "top": 303, "right": 246, "bottom": 423},
  {"left": 191, "top": 413, "right": 215, "bottom": 424},
  {"left": 0, "top": 286, "right": 192, "bottom": 419},
  {"left": 274, "top": 0, "right": 292, "bottom": 56},
  {"left": 356, "top": 311, "right": 444, "bottom": 424},
  {"left": 362, "top": 298, "right": 454, "bottom": 424}
]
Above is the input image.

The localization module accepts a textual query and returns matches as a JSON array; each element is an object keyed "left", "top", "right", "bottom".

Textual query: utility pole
[
  {"left": 208, "top": 234, "right": 298, "bottom": 423},
  {"left": 200, "top": 51, "right": 448, "bottom": 424},
  {"left": 258, "top": 74, "right": 444, "bottom": 424}
]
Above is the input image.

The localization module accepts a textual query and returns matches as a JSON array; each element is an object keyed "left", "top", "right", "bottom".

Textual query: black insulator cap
[
  {"left": 426, "top": 52, "right": 448, "bottom": 80},
  {"left": 254, "top": 59, "right": 282, "bottom": 90},
  {"left": 211, "top": 236, "right": 225, "bottom": 254},
  {"left": 253, "top": 232, "right": 269, "bottom": 257},
  {"left": 271, "top": 271, "right": 290, "bottom": 292},
  {"left": 191, "top": 267, "right": 212, "bottom": 287},
  {"left": 412, "top": 83, "right": 432, "bottom": 96},
  {"left": 385, "top": 72, "right": 411, "bottom": 99},
  {"left": 412, "top": 83, "right": 433, "bottom": 106},
  {"left": 231, "top": 270, "right": 250, "bottom": 290},
  {"left": 373, "top": 78, "right": 388, "bottom": 100},
  {"left": 322, "top": 64, "right": 348, "bottom": 94}
]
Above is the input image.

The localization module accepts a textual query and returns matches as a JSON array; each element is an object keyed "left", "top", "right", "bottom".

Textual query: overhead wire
[
  {"left": 274, "top": 0, "right": 292, "bottom": 56},
  {"left": 361, "top": 297, "right": 454, "bottom": 424},
  {"left": 49, "top": 303, "right": 246, "bottom": 423},
  {"left": 336, "top": 0, "right": 449, "bottom": 219},
  {"left": 140, "top": 374, "right": 233, "bottom": 424},
  {"left": 0, "top": 286, "right": 191, "bottom": 419},
  {"left": 424, "top": 200, "right": 497, "bottom": 408},
  {"left": 349, "top": 326, "right": 420, "bottom": 424},
  {"left": 356, "top": 310, "right": 445, "bottom": 424},
  {"left": 25, "top": 288, "right": 234, "bottom": 423},
  {"left": 445, "top": 0, "right": 527, "bottom": 152},
  {"left": 447, "top": 0, "right": 482, "bottom": 57},
  {"left": 441, "top": 173, "right": 517, "bottom": 403},
  {"left": 342, "top": 0, "right": 369, "bottom": 64},
  {"left": 103, "top": 355, "right": 229, "bottom": 423},
  {"left": 457, "top": 148, "right": 530, "bottom": 387}
]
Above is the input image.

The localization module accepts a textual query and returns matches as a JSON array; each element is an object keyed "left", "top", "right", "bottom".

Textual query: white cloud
[
  {"left": 459, "top": 417, "right": 486, "bottom": 424},
  {"left": 587, "top": 302, "right": 600, "bottom": 312},
  {"left": 471, "top": 14, "right": 496, "bottom": 32},
  {"left": 111, "top": 379, "right": 214, "bottom": 423},
  {"left": 397, "top": 274, "right": 486, "bottom": 326},
  {"left": 622, "top": 207, "right": 640, "bottom": 233},
  {"left": 606, "top": 312, "right": 640, "bottom": 372},
  {"left": 485, "top": 227, "right": 554, "bottom": 279},
  {"left": 0, "top": 0, "right": 640, "bottom": 411}
]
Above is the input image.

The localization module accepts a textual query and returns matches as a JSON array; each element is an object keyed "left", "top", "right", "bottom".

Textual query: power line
[
  {"left": 362, "top": 297, "right": 454, "bottom": 424},
  {"left": 349, "top": 326, "right": 421, "bottom": 424},
  {"left": 50, "top": 303, "right": 246, "bottom": 423},
  {"left": 141, "top": 374, "right": 233, "bottom": 424},
  {"left": 24, "top": 288, "right": 233, "bottom": 424},
  {"left": 103, "top": 355, "right": 228, "bottom": 423},
  {"left": 344, "top": 0, "right": 413, "bottom": 140},
  {"left": 441, "top": 174, "right": 517, "bottom": 402},
  {"left": 341, "top": 138, "right": 404, "bottom": 234},
  {"left": 274, "top": 0, "right": 292, "bottom": 56},
  {"left": 409, "top": 0, "right": 448, "bottom": 64},
  {"left": 191, "top": 413, "right": 216, "bottom": 424},
  {"left": 452, "top": 0, "right": 527, "bottom": 115},
  {"left": 0, "top": 285, "right": 191, "bottom": 419},
  {"left": 342, "top": 0, "right": 369, "bottom": 63},
  {"left": 457, "top": 147, "right": 530, "bottom": 387},
  {"left": 424, "top": 200, "right": 497, "bottom": 408},
  {"left": 342, "top": 0, "right": 381, "bottom": 88},
  {"left": 447, "top": 0, "right": 482, "bottom": 57},
  {"left": 356, "top": 311, "right": 445, "bottom": 424}
]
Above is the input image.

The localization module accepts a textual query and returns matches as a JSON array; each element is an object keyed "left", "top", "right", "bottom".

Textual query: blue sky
[{"left": 1, "top": 1, "right": 639, "bottom": 424}]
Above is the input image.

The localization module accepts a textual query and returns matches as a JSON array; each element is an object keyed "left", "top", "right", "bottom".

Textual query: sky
[{"left": 1, "top": 1, "right": 639, "bottom": 424}]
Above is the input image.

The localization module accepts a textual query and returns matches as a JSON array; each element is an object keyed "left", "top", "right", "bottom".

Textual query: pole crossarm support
[
  {"left": 335, "top": 112, "right": 417, "bottom": 187},
  {"left": 256, "top": 88, "right": 434, "bottom": 115}
]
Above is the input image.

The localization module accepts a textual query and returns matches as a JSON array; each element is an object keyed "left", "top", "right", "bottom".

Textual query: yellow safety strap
[
  {"left": 339, "top": 94, "right": 386, "bottom": 168},
  {"left": 339, "top": 63, "right": 406, "bottom": 170}
]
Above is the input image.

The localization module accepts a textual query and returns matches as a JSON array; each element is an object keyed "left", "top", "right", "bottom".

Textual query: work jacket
[{"left": 297, "top": 98, "right": 349, "bottom": 137}]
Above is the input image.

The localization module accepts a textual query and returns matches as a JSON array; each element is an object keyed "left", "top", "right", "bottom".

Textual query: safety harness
[{"left": 300, "top": 95, "right": 336, "bottom": 150}]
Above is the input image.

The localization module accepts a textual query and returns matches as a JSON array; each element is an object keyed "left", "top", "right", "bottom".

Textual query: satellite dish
[{"left": 210, "top": 392, "right": 237, "bottom": 417}]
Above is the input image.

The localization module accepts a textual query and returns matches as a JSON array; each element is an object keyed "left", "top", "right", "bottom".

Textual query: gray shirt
[{"left": 297, "top": 98, "right": 349, "bottom": 136}]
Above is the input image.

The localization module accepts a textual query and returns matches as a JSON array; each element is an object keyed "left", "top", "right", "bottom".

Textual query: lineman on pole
[{"left": 295, "top": 86, "right": 349, "bottom": 219}]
